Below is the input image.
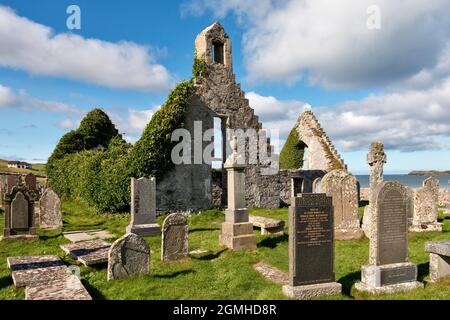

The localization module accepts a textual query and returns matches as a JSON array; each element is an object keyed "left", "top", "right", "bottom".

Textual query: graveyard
[{"left": 1, "top": 19, "right": 450, "bottom": 302}]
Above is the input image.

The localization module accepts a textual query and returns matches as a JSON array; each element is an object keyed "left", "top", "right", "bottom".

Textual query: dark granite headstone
[
  {"left": 377, "top": 185, "right": 408, "bottom": 265},
  {"left": 289, "top": 193, "right": 334, "bottom": 286},
  {"left": 25, "top": 173, "right": 37, "bottom": 193}
]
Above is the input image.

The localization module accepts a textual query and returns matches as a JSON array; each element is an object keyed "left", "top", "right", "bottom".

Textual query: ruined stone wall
[{"left": 156, "top": 96, "right": 216, "bottom": 215}]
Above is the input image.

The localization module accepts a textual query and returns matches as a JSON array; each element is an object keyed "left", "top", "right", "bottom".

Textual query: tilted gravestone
[
  {"left": 282, "top": 193, "right": 342, "bottom": 299},
  {"left": 1, "top": 185, "right": 37, "bottom": 240},
  {"left": 410, "top": 177, "right": 442, "bottom": 232},
  {"left": 126, "top": 177, "right": 160, "bottom": 236},
  {"left": 39, "top": 188, "right": 62, "bottom": 230},
  {"left": 25, "top": 173, "right": 37, "bottom": 193},
  {"left": 321, "top": 169, "right": 364, "bottom": 240},
  {"left": 356, "top": 181, "right": 423, "bottom": 294},
  {"left": 161, "top": 213, "right": 189, "bottom": 262},
  {"left": 107, "top": 233, "right": 150, "bottom": 281}
]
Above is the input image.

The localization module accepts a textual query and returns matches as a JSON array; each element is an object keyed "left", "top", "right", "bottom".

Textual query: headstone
[
  {"left": 355, "top": 181, "right": 423, "bottom": 293},
  {"left": 410, "top": 177, "right": 442, "bottom": 232},
  {"left": 425, "top": 240, "right": 450, "bottom": 282},
  {"left": 39, "top": 188, "right": 62, "bottom": 230},
  {"left": 362, "top": 141, "right": 386, "bottom": 237},
  {"left": 6, "top": 175, "right": 19, "bottom": 193},
  {"left": 107, "top": 233, "right": 150, "bottom": 281},
  {"left": 0, "top": 175, "right": 6, "bottom": 207},
  {"left": 219, "top": 136, "right": 257, "bottom": 251},
  {"left": 320, "top": 169, "right": 364, "bottom": 240},
  {"left": 126, "top": 177, "right": 160, "bottom": 236},
  {"left": 282, "top": 193, "right": 342, "bottom": 299},
  {"left": 161, "top": 213, "right": 189, "bottom": 261},
  {"left": 25, "top": 173, "right": 37, "bottom": 193},
  {"left": 1, "top": 185, "right": 37, "bottom": 240}
]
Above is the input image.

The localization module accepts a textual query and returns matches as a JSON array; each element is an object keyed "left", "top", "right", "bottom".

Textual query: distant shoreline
[{"left": 408, "top": 170, "right": 450, "bottom": 176}]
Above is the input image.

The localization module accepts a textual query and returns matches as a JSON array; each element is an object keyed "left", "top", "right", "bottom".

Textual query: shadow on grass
[
  {"left": 417, "top": 262, "right": 429, "bottom": 282},
  {"left": 257, "top": 234, "right": 288, "bottom": 249},
  {"left": 38, "top": 234, "right": 62, "bottom": 241},
  {"left": 63, "top": 222, "right": 104, "bottom": 229},
  {"left": 191, "top": 249, "right": 227, "bottom": 261},
  {"left": 189, "top": 227, "right": 220, "bottom": 234},
  {"left": 154, "top": 269, "right": 196, "bottom": 279},
  {"left": 88, "top": 262, "right": 108, "bottom": 271},
  {"left": 338, "top": 270, "right": 361, "bottom": 297},
  {"left": 82, "top": 280, "right": 106, "bottom": 300},
  {"left": 0, "top": 276, "right": 13, "bottom": 290}
]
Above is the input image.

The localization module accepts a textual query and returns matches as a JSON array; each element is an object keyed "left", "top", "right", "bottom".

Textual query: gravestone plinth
[
  {"left": 282, "top": 193, "right": 342, "bottom": 299},
  {"left": 321, "top": 169, "right": 364, "bottom": 240},
  {"left": 356, "top": 182, "right": 423, "bottom": 294},
  {"left": 219, "top": 162, "right": 256, "bottom": 251},
  {"left": 410, "top": 177, "right": 442, "bottom": 232},
  {"left": 1, "top": 185, "right": 37, "bottom": 240},
  {"left": 126, "top": 177, "right": 160, "bottom": 237}
]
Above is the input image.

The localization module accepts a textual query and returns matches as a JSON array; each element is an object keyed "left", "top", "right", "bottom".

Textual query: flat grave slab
[
  {"left": 60, "top": 239, "right": 111, "bottom": 266},
  {"left": 25, "top": 276, "right": 92, "bottom": 300},
  {"left": 7, "top": 255, "right": 67, "bottom": 288},
  {"left": 62, "top": 229, "right": 115, "bottom": 243},
  {"left": 253, "top": 262, "right": 288, "bottom": 284}
]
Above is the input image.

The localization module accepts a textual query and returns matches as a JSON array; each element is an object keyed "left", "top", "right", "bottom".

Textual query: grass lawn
[{"left": 0, "top": 201, "right": 450, "bottom": 300}]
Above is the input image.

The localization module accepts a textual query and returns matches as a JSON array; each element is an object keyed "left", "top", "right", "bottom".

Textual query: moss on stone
[{"left": 280, "top": 128, "right": 304, "bottom": 170}]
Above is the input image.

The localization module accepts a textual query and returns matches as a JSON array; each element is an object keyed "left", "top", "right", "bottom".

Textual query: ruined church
[{"left": 156, "top": 22, "right": 346, "bottom": 214}]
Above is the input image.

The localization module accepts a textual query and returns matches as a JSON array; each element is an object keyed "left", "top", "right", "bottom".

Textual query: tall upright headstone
[
  {"left": 107, "top": 233, "right": 150, "bottom": 281},
  {"left": 0, "top": 175, "right": 6, "bottom": 207},
  {"left": 161, "top": 213, "right": 189, "bottom": 262},
  {"left": 126, "top": 177, "right": 160, "bottom": 236},
  {"left": 219, "top": 136, "right": 257, "bottom": 251},
  {"left": 1, "top": 185, "right": 37, "bottom": 240},
  {"left": 25, "top": 173, "right": 37, "bottom": 193},
  {"left": 362, "top": 142, "right": 386, "bottom": 237},
  {"left": 321, "top": 169, "right": 364, "bottom": 240},
  {"left": 6, "top": 175, "right": 19, "bottom": 194},
  {"left": 39, "top": 188, "right": 62, "bottom": 230},
  {"left": 282, "top": 193, "right": 342, "bottom": 299},
  {"left": 355, "top": 181, "right": 423, "bottom": 293},
  {"left": 410, "top": 177, "right": 442, "bottom": 232}
]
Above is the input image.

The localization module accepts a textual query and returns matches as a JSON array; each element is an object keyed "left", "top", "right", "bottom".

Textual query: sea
[{"left": 355, "top": 175, "right": 450, "bottom": 188}]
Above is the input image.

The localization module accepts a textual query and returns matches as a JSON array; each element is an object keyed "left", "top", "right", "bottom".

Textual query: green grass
[{"left": 0, "top": 201, "right": 450, "bottom": 300}]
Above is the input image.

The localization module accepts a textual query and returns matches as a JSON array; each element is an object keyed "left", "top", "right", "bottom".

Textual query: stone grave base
[
  {"left": 60, "top": 240, "right": 111, "bottom": 266},
  {"left": 355, "top": 262, "right": 423, "bottom": 294},
  {"left": 1, "top": 234, "right": 38, "bottom": 241},
  {"left": 63, "top": 229, "right": 115, "bottom": 243},
  {"left": 25, "top": 276, "right": 92, "bottom": 300},
  {"left": 126, "top": 223, "right": 161, "bottom": 237},
  {"left": 409, "top": 223, "right": 442, "bottom": 232},
  {"left": 334, "top": 228, "right": 365, "bottom": 240},
  {"left": 220, "top": 222, "right": 256, "bottom": 251},
  {"left": 282, "top": 282, "right": 342, "bottom": 300}
]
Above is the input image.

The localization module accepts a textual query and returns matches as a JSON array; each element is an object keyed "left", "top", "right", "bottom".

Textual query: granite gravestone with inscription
[
  {"left": 321, "top": 169, "right": 364, "bottom": 240},
  {"left": 356, "top": 181, "right": 423, "bottom": 294},
  {"left": 161, "top": 213, "right": 189, "bottom": 262},
  {"left": 411, "top": 177, "right": 442, "bottom": 232},
  {"left": 126, "top": 177, "right": 160, "bottom": 236},
  {"left": 1, "top": 185, "right": 37, "bottom": 240},
  {"left": 282, "top": 193, "right": 342, "bottom": 299}
]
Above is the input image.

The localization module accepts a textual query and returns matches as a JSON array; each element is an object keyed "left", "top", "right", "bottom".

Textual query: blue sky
[{"left": 0, "top": 0, "right": 450, "bottom": 174}]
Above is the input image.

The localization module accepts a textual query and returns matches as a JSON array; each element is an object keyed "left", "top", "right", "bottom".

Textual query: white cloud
[
  {"left": 0, "top": 84, "right": 18, "bottom": 106},
  {"left": 185, "top": 0, "right": 450, "bottom": 89},
  {"left": 0, "top": 6, "right": 173, "bottom": 92},
  {"left": 247, "top": 77, "right": 450, "bottom": 153},
  {"left": 57, "top": 119, "right": 77, "bottom": 129}
]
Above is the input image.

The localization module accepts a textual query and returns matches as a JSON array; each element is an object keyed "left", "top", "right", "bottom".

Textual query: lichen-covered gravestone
[
  {"left": 39, "top": 188, "right": 62, "bottom": 230},
  {"left": 161, "top": 213, "right": 189, "bottom": 261},
  {"left": 410, "top": 177, "right": 442, "bottom": 232},
  {"left": 126, "top": 177, "right": 160, "bottom": 236},
  {"left": 25, "top": 173, "right": 37, "bottom": 193},
  {"left": 320, "top": 169, "right": 364, "bottom": 240},
  {"left": 356, "top": 181, "right": 423, "bottom": 294},
  {"left": 107, "top": 233, "right": 150, "bottom": 281}
]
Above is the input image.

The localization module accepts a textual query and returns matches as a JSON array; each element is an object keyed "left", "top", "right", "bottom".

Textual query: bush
[
  {"left": 279, "top": 128, "right": 305, "bottom": 170},
  {"left": 128, "top": 80, "right": 194, "bottom": 179}
]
